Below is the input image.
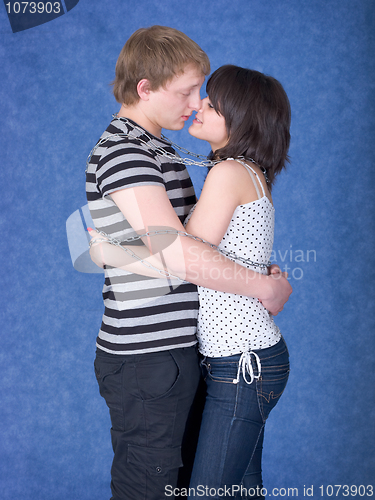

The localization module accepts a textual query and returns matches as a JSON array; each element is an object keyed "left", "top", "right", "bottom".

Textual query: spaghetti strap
[{"left": 233, "top": 159, "right": 266, "bottom": 199}]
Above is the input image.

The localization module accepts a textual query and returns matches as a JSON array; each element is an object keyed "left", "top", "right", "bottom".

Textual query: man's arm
[{"left": 107, "top": 184, "right": 291, "bottom": 315}]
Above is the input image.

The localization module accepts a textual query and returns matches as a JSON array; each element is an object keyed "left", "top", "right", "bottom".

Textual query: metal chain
[
  {"left": 89, "top": 229, "right": 270, "bottom": 276},
  {"left": 86, "top": 116, "right": 261, "bottom": 170},
  {"left": 86, "top": 134, "right": 216, "bottom": 169},
  {"left": 86, "top": 116, "right": 270, "bottom": 275},
  {"left": 86, "top": 116, "right": 216, "bottom": 170},
  {"left": 89, "top": 230, "right": 186, "bottom": 282}
]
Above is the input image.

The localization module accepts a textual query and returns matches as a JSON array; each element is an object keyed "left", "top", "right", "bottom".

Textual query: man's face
[{"left": 146, "top": 65, "right": 205, "bottom": 136}]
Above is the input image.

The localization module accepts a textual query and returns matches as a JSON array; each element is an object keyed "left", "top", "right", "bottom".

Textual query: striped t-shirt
[{"left": 86, "top": 116, "right": 199, "bottom": 354}]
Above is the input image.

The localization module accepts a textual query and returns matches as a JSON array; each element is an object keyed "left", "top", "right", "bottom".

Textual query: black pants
[{"left": 94, "top": 346, "right": 201, "bottom": 500}]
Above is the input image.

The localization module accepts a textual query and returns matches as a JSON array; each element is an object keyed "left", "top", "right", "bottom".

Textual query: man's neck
[{"left": 117, "top": 104, "right": 162, "bottom": 138}]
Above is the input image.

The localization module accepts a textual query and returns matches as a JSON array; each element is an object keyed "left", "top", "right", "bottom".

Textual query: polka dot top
[{"left": 195, "top": 161, "right": 281, "bottom": 357}]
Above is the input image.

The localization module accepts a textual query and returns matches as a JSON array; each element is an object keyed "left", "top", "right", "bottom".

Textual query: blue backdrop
[{"left": 0, "top": 1, "right": 374, "bottom": 499}]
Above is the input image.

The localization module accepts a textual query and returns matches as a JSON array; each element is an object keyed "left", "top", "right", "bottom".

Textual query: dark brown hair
[
  {"left": 112, "top": 26, "right": 210, "bottom": 106},
  {"left": 207, "top": 65, "right": 291, "bottom": 189}
]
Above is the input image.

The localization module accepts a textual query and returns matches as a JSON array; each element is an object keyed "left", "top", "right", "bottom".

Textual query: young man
[{"left": 86, "top": 26, "right": 292, "bottom": 500}]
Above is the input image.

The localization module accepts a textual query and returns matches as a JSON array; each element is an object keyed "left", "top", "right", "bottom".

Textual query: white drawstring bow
[{"left": 233, "top": 351, "right": 262, "bottom": 385}]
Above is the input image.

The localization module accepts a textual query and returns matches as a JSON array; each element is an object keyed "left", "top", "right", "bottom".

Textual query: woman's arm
[
  {"left": 185, "top": 160, "right": 260, "bottom": 244},
  {"left": 185, "top": 160, "right": 290, "bottom": 305}
]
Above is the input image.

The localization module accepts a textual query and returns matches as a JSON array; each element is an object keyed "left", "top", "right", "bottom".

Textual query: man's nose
[{"left": 189, "top": 92, "right": 202, "bottom": 111}]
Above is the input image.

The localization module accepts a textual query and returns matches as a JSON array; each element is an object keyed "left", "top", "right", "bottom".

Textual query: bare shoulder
[
  {"left": 206, "top": 159, "right": 250, "bottom": 184},
  {"left": 209, "top": 158, "right": 248, "bottom": 173},
  {"left": 208, "top": 159, "right": 271, "bottom": 205}
]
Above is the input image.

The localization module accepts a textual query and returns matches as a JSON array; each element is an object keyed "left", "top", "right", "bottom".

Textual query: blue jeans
[
  {"left": 94, "top": 346, "right": 200, "bottom": 500},
  {"left": 189, "top": 337, "right": 289, "bottom": 499}
]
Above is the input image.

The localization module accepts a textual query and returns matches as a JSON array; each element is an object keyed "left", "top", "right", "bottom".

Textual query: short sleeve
[{"left": 96, "top": 139, "right": 164, "bottom": 198}]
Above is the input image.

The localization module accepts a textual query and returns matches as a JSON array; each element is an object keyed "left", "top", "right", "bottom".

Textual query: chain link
[
  {"left": 86, "top": 116, "right": 216, "bottom": 170},
  {"left": 89, "top": 229, "right": 185, "bottom": 282},
  {"left": 89, "top": 229, "right": 270, "bottom": 280},
  {"left": 86, "top": 133, "right": 216, "bottom": 169},
  {"left": 86, "top": 116, "right": 261, "bottom": 170}
]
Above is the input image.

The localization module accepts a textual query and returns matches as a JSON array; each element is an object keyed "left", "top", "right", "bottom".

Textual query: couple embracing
[{"left": 86, "top": 25, "right": 292, "bottom": 500}]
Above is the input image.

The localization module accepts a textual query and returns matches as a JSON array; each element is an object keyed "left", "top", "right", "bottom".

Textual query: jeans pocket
[
  {"left": 204, "top": 359, "right": 238, "bottom": 384},
  {"left": 256, "top": 366, "right": 289, "bottom": 422}
]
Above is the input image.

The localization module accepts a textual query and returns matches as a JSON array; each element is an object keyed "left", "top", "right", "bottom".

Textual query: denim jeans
[
  {"left": 188, "top": 337, "right": 289, "bottom": 500},
  {"left": 94, "top": 345, "right": 200, "bottom": 500}
]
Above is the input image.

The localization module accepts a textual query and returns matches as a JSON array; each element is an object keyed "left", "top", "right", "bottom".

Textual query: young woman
[{"left": 184, "top": 65, "right": 291, "bottom": 499}]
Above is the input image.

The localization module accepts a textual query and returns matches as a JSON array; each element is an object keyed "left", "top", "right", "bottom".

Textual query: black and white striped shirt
[{"left": 86, "top": 116, "right": 198, "bottom": 354}]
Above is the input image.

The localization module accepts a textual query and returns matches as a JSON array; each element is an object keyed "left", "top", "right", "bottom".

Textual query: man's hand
[
  {"left": 267, "top": 263, "right": 288, "bottom": 278},
  {"left": 87, "top": 227, "right": 106, "bottom": 268}
]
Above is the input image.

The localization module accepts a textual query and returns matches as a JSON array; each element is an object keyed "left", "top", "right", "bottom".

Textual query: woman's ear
[{"left": 137, "top": 79, "right": 152, "bottom": 101}]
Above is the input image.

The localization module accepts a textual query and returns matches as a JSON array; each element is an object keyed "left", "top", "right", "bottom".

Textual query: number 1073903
[
  {"left": 5, "top": 2, "right": 61, "bottom": 14},
  {"left": 318, "top": 485, "right": 373, "bottom": 497}
]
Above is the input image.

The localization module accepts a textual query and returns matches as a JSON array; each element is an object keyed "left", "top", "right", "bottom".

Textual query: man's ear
[{"left": 137, "top": 79, "right": 152, "bottom": 101}]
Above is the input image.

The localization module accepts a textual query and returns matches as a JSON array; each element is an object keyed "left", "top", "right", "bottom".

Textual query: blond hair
[{"left": 112, "top": 26, "right": 210, "bottom": 105}]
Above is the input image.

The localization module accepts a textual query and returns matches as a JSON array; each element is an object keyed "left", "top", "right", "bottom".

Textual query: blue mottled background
[{"left": 0, "top": 1, "right": 374, "bottom": 499}]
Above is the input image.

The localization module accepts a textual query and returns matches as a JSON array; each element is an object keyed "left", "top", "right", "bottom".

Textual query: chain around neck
[{"left": 87, "top": 114, "right": 266, "bottom": 179}]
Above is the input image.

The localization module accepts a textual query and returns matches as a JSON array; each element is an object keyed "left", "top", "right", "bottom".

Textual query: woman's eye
[{"left": 208, "top": 103, "right": 214, "bottom": 109}]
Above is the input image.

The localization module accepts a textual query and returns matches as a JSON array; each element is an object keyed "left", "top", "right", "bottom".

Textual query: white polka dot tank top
[{"left": 196, "top": 160, "right": 281, "bottom": 357}]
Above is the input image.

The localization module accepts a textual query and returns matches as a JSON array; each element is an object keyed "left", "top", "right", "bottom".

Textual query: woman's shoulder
[
  {"left": 208, "top": 159, "right": 271, "bottom": 205},
  {"left": 207, "top": 158, "right": 251, "bottom": 181},
  {"left": 208, "top": 158, "right": 266, "bottom": 188}
]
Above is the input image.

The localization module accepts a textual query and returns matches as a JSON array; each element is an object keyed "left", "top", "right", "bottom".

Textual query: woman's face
[{"left": 188, "top": 97, "right": 229, "bottom": 152}]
